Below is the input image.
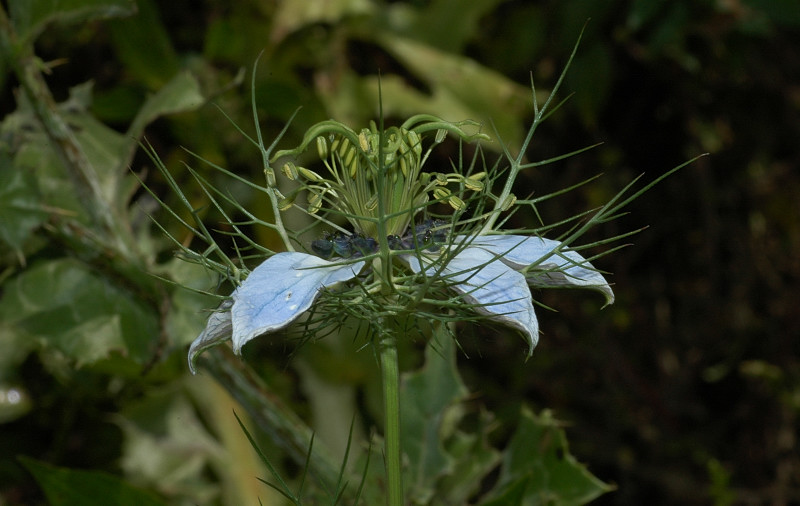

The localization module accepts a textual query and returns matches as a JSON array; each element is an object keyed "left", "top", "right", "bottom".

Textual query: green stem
[{"left": 379, "top": 334, "right": 403, "bottom": 506}]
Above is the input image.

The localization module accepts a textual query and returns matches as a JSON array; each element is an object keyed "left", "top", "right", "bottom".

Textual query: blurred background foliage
[{"left": 1, "top": 0, "right": 798, "bottom": 504}]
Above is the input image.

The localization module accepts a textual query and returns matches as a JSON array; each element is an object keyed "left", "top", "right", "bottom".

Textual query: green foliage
[
  {"left": 0, "top": 258, "right": 156, "bottom": 367},
  {"left": 483, "top": 409, "right": 614, "bottom": 505},
  {"left": 1, "top": 0, "right": 797, "bottom": 504},
  {"left": 19, "top": 456, "right": 166, "bottom": 506}
]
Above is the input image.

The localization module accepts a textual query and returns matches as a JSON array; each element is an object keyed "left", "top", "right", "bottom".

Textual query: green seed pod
[
  {"left": 434, "top": 173, "right": 448, "bottom": 185},
  {"left": 316, "top": 136, "right": 329, "bottom": 160}
]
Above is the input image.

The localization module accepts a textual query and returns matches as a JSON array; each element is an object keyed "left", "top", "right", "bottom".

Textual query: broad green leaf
[
  {"left": 0, "top": 258, "right": 158, "bottom": 367},
  {"left": 400, "top": 332, "right": 468, "bottom": 503},
  {"left": 0, "top": 158, "right": 48, "bottom": 261},
  {"left": 126, "top": 71, "right": 205, "bottom": 144},
  {"left": 8, "top": 0, "right": 136, "bottom": 46},
  {"left": 484, "top": 407, "right": 614, "bottom": 505},
  {"left": 2, "top": 99, "right": 89, "bottom": 220},
  {"left": 60, "top": 87, "right": 130, "bottom": 205},
  {"left": 19, "top": 456, "right": 166, "bottom": 506},
  {"left": 18, "top": 77, "right": 205, "bottom": 214}
]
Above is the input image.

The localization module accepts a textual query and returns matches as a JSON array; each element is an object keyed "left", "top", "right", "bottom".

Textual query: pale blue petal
[
  {"left": 463, "top": 234, "right": 614, "bottom": 305},
  {"left": 231, "top": 252, "right": 364, "bottom": 354},
  {"left": 188, "top": 300, "right": 233, "bottom": 374},
  {"left": 403, "top": 248, "right": 539, "bottom": 355}
]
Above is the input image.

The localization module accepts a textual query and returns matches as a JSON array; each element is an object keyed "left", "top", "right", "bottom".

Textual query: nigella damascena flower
[
  {"left": 188, "top": 228, "right": 613, "bottom": 373},
  {"left": 187, "top": 117, "right": 613, "bottom": 373}
]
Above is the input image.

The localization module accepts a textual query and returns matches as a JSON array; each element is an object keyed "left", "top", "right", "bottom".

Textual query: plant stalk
[{"left": 379, "top": 334, "right": 403, "bottom": 506}]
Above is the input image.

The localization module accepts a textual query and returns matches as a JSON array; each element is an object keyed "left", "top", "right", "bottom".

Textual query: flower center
[{"left": 311, "top": 220, "right": 449, "bottom": 259}]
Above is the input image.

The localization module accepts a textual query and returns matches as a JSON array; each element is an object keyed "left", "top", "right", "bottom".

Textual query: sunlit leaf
[{"left": 126, "top": 71, "right": 205, "bottom": 142}]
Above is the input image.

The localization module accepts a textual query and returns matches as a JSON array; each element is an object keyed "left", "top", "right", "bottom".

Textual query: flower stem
[{"left": 379, "top": 334, "right": 403, "bottom": 506}]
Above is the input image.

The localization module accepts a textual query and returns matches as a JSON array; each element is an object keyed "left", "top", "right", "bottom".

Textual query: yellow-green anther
[
  {"left": 435, "top": 128, "right": 447, "bottom": 143},
  {"left": 316, "top": 136, "right": 329, "bottom": 160},
  {"left": 399, "top": 156, "right": 409, "bottom": 178},
  {"left": 501, "top": 193, "right": 517, "bottom": 211},
  {"left": 278, "top": 195, "right": 294, "bottom": 211},
  {"left": 298, "top": 167, "right": 324, "bottom": 182},
  {"left": 384, "top": 152, "right": 396, "bottom": 172},
  {"left": 265, "top": 167, "right": 276, "bottom": 186},
  {"left": 308, "top": 191, "right": 324, "bottom": 214},
  {"left": 433, "top": 187, "right": 451, "bottom": 201},
  {"left": 346, "top": 148, "right": 359, "bottom": 178},
  {"left": 448, "top": 195, "right": 466, "bottom": 211},
  {"left": 365, "top": 193, "right": 378, "bottom": 211},
  {"left": 358, "top": 131, "right": 370, "bottom": 152},
  {"left": 469, "top": 171, "right": 487, "bottom": 181},
  {"left": 282, "top": 162, "right": 299, "bottom": 180},
  {"left": 330, "top": 137, "right": 341, "bottom": 156},
  {"left": 338, "top": 137, "right": 351, "bottom": 159},
  {"left": 464, "top": 177, "right": 484, "bottom": 191},
  {"left": 406, "top": 129, "right": 422, "bottom": 156}
]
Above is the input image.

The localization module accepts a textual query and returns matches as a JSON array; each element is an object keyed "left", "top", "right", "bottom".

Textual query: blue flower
[{"left": 188, "top": 233, "right": 612, "bottom": 373}]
